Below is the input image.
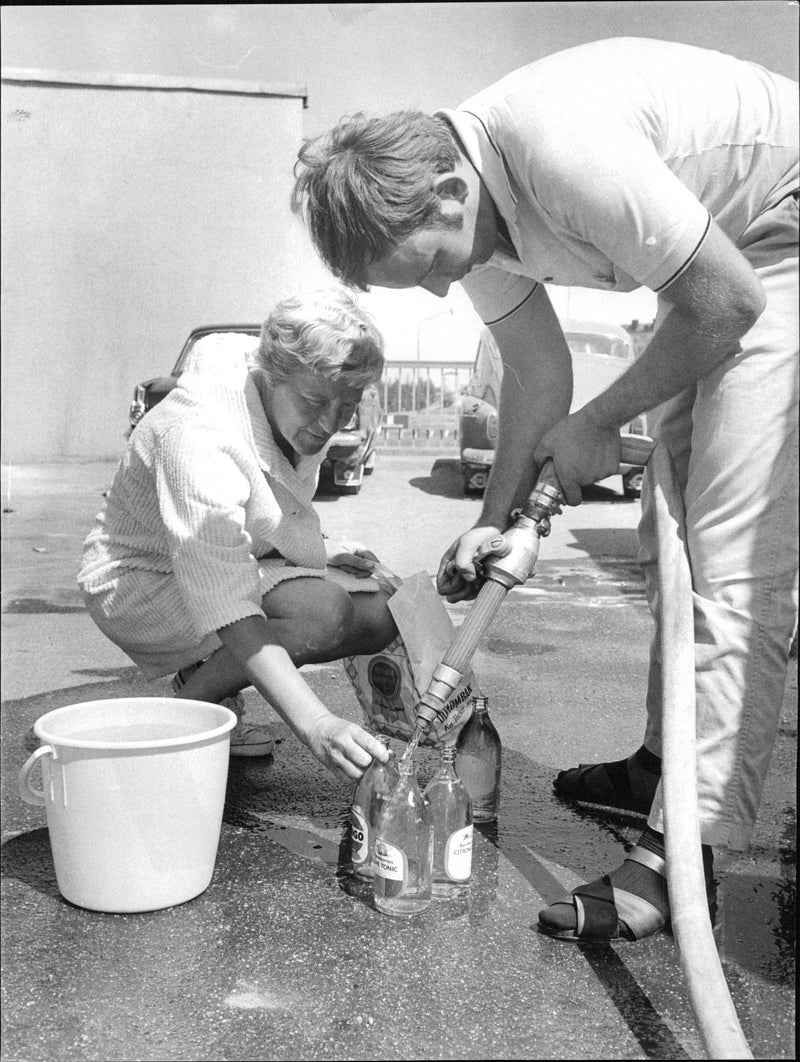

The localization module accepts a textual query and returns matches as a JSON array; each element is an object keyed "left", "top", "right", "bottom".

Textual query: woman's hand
[
  {"left": 325, "top": 539, "right": 379, "bottom": 578},
  {"left": 216, "top": 624, "right": 391, "bottom": 782},
  {"left": 305, "top": 715, "right": 391, "bottom": 783}
]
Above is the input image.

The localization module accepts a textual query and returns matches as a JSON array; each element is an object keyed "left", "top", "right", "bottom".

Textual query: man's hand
[
  {"left": 533, "top": 409, "right": 622, "bottom": 505},
  {"left": 437, "top": 526, "right": 512, "bottom": 602},
  {"left": 305, "top": 715, "right": 391, "bottom": 783}
]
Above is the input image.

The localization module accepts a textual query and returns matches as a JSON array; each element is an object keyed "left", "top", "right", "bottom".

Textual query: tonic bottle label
[
  {"left": 373, "top": 838, "right": 407, "bottom": 897},
  {"left": 445, "top": 825, "right": 473, "bottom": 881},
  {"left": 350, "top": 805, "right": 369, "bottom": 867}
]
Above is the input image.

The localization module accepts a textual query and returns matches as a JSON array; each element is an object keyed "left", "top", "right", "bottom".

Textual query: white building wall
[{"left": 1, "top": 70, "right": 328, "bottom": 461}]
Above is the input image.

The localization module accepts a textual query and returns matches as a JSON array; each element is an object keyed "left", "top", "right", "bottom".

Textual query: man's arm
[
  {"left": 439, "top": 285, "right": 572, "bottom": 597},
  {"left": 534, "top": 222, "right": 766, "bottom": 503},
  {"left": 481, "top": 284, "right": 574, "bottom": 524}
]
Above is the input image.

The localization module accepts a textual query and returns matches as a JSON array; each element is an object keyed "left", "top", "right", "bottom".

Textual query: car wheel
[
  {"left": 463, "top": 468, "right": 488, "bottom": 496},
  {"left": 623, "top": 468, "right": 644, "bottom": 498}
]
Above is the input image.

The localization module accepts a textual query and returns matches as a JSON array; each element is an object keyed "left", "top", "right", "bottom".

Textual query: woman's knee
[
  {"left": 262, "top": 578, "right": 355, "bottom": 657},
  {"left": 349, "top": 590, "right": 398, "bottom": 655}
]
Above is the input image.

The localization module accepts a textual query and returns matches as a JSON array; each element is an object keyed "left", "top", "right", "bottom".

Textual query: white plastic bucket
[{"left": 18, "top": 698, "right": 236, "bottom": 913}]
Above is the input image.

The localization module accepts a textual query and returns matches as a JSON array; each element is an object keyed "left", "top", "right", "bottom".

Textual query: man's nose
[{"left": 317, "top": 404, "right": 340, "bottom": 433}]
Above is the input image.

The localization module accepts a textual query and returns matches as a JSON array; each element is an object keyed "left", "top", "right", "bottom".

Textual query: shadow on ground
[
  {"left": 3, "top": 659, "right": 795, "bottom": 1061},
  {"left": 409, "top": 459, "right": 635, "bottom": 505}
]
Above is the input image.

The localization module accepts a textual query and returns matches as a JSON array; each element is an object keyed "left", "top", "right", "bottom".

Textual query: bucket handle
[{"left": 18, "top": 745, "right": 55, "bottom": 806}]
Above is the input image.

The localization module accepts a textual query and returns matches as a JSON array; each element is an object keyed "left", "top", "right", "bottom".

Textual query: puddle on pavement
[
  {"left": 4, "top": 597, "right": 84, "bottom": 614},
  {"left": 485, "top": 636, "right": 556, "bottom": 656},
  {"left": 220, "top": 728, "right": 795, "bottom": 996},
  {"left": 717, "top": 869, "right": 796, "bottom": 984},
  {"left": 531, "top": 564, "right": 649, "bottom": 603}
]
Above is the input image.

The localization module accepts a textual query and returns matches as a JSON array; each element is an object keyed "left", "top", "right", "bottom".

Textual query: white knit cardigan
[{"left": 78, "top": 333, "right": 332, "bottom": 675}]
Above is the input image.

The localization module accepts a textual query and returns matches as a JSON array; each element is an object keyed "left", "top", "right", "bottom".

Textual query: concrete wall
[{"left": 1, "top": 70, "right": 328, "bottom": 462}]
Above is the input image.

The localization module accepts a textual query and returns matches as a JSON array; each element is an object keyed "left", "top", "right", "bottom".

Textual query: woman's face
[{"left": 260, "top": 369, "right": 363, "bottom": 456}]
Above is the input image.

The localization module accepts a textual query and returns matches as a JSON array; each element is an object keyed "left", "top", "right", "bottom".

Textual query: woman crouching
[{"left": 78, "top": 288, "right": 396, "bottom": 782}]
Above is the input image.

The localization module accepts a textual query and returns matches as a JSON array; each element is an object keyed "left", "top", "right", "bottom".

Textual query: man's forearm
[
  {"left": 478, "top": 286, "right": 573, "bottom": 528},
  {"left": 585, "top": 224, "right": 765, "bottom": 432},
  {"left": 583, "top": 303, "right": 757, "bottom": 432},
  {"left": 479, "top": 402, "right": 567, "bottom": 528}
]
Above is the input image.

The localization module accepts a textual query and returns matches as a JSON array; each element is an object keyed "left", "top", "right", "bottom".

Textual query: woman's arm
[{"left": 217, "top": 613, "right": 389, "bottom": 782}]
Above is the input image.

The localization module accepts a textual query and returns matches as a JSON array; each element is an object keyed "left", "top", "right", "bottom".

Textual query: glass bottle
[
  {"left": 455, "top": 695, "right": 502, "bottom": 823},
  {"left": 373, "top": 756, "right": 432, "bottom": 917},
  {"left": 424, "top": 745, "right": 473, "bottom": 898},
  {"left": 350, "top": 735, "right": 398, "bottom": 881}
]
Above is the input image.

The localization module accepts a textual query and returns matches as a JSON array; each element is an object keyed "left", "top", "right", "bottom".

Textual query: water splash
[{"left": 401, "top": 722, "right": 427, "bottom": 765}]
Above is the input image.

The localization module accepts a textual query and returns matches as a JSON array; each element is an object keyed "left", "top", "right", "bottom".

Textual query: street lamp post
[{"left": 415, "top": 307, "right": 453, "bottom": 414}]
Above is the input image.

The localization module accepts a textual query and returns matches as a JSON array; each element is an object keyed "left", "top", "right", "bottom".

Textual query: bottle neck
[
  {"left": 436, "top": 746, "right": 458, "bottom": 777},
  {"left": 398, "top": 757, "right": 416, "bottom": 782},
  {"left": 473, "top": 697, "right": 489, "bottom": 715}
]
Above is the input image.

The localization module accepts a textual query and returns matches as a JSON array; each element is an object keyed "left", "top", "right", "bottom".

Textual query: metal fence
[{"left": 380, "top": 360, "right": 475, "bottom": 416}]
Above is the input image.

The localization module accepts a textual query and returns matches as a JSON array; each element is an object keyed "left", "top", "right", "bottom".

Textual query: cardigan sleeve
[{"left": 154, "top": 424, "right": 267, "bottom": 637}]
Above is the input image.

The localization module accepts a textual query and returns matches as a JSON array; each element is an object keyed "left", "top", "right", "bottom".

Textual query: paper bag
[{"left": 342, "top": 570, "right": 476, "bottom": 747}]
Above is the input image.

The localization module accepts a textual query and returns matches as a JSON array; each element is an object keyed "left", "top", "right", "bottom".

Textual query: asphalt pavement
[{"left": 1, "top": 454, "right": 796, "bottom": 1061}]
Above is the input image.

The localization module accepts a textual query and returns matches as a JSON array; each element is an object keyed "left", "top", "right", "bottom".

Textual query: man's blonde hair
[{"left": 292, "top": 111, "right": 460, "bottom": 289}]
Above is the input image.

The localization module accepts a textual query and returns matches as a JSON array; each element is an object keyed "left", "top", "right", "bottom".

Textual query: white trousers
[{"left": 641, "top": 195, "right": 799, "bottom": 851}]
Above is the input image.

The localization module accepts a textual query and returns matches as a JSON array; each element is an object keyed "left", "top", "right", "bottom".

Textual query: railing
[
  {"left": 375, "top": 360, "right": 475, "bottom": 449},
  {"left": 380, "top": 360, "right": 475, "bottom": 415}
]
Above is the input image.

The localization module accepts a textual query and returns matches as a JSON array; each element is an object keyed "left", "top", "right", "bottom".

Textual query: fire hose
[{"left": 411, "top": 434, "right": 752, "bottom": 1060}]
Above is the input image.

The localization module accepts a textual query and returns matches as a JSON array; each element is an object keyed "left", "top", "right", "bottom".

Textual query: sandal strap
[
  {"left": 572, "top": 871, "right": 667, "bottom": 941},
  {"left": 573, "top": 878, "right": 618, "bottom": 939},
  {"left": 626, "top": 844, "right": 666, "bottom": 877},
  {"left": 171, "top": 659, "right": 203, "bottom": 693},
  {"left": 609, "top": 886, "right": 668, "bottom": 940}
]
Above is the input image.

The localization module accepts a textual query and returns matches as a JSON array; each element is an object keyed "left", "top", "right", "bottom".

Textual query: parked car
[
  {"left": 458, "top": 321, "right": 651, "bottom": 498},
  {"left": 127, "top": 324, "right": 382, "bottom": 495}
]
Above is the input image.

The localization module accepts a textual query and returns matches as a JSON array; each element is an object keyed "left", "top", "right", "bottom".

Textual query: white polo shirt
[{"left": 438, "top": 38, "right": 798, "bottom": 325}]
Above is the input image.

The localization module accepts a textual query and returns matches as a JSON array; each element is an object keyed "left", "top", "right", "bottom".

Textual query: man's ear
[{"left": 433, "top": 172, "right": 469, "bottom": 203}]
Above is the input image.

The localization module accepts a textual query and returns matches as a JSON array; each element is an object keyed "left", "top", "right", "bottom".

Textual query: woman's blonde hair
[{"left": 255, "top": 287, "right": 384, "bottom": 388}]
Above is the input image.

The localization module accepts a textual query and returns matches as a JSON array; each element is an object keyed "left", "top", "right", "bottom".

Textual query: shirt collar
[
  {"left": 243, "top": 375, "right": 323, "bottom": 503},
  {"left": 436, "top": 106, "right": 519, "bottom": 223},
  {"left": 179, "top": 336, "right": 322, "bottom": 503}
]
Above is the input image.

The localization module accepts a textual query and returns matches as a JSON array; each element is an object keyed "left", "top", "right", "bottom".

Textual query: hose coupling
[
  {"left": 483, "top": 517, "right": 542, "bottom": 588},
  {"left": 523, "top": 482, "right": 564, "bottom": 524},
  {"left": 415, "top": 662, "right": 463, "bottom": 727}
]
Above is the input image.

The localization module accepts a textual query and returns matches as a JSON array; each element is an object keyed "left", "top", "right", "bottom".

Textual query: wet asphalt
[{"left": 1, "top": 456, "right": 796, "bottom": 1061}]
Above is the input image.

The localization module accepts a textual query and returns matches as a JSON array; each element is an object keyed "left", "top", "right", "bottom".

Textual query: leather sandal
[
  {"left": 538, "top": 846, "right": 670, "bottom": 942},
  {"left": 553, "top": 759, "right": 656, "bottom": 816}
]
